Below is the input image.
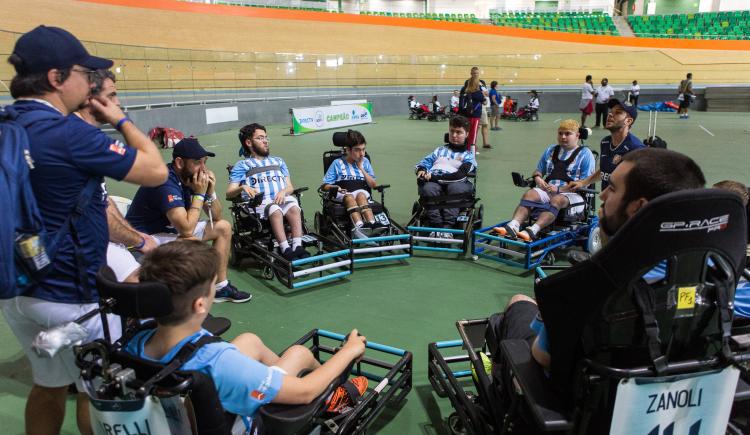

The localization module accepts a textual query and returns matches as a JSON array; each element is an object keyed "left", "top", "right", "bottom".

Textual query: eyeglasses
[
  {"left": 71, "top": 68, "right": 96, "bottom": 83},
  {"left": 253, "top": 136, "right": 270, "bottom": 142}
]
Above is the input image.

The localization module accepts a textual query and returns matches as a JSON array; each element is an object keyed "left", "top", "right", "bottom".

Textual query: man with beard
[
  {"left": 493, "top": 119, "right": 595, "bottom": 242},
  {"left": 127, "top": 137, "right": 252, "bottom": 303},
  {"left": 497, "top": 148, "right": 705, "bottom": 370},
  {"left": 73, "top": 69, "right": 158, "bottom": 283},
  {"left": 567, "top": 98, "right": 645, "bottom": 193},
  {"left": 415, "top": 115, "right": 477, "bottom": 237},
  {"left": 227, "top": 123, "right": 309, "bottom": 261},
  {"left": 2, "top": 26, "right": 167, "bottom": 434}
]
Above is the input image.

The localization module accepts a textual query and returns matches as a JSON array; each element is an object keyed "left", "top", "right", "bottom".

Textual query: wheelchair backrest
[
  {"left": 535, "top": 189, "right": 747, "bottom": 399},
  {"left": 322, "top": 149, "right": 373, "bottom": 175},
  {"left": 96, "top": 266, "right": 173, "bottom": 320}
]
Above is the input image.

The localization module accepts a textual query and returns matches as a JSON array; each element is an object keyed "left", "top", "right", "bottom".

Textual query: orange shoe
[
  {"left": 492, "top": 224, "right": 517, "bottom": 239},
  {"left": 325, "top": 376, "right": 368, "bottom": 413},
  {"left": 517, "top": 227, "right": 537, "bottom": 242}
]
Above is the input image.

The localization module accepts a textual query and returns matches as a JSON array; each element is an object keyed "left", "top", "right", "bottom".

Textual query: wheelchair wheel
[
  {"left": 448, "top": 412, "right": 468, "bottom": 435},
  {"left": 411, "top": 201, "right": 421, "bottom": 223},
  {"left": 314, "top": 211, "right": 327, "bottom": 235},
  {"left": 543, "top": 251, "right": 556, "bottom": 266},
  {"left": 587, "top": 224, "right": 603, "bottom": 254},
  {"left": 262, "top": 265, "right": 274, "bottom": 280},
  {"left": 230, "top": 236, "right": 242, "bottom": 267},
  {"left": 473, "top": 204, "right": 484, "bottom": 230}
]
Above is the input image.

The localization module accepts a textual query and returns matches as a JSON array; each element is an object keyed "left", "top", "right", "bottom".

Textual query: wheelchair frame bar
[
  {"left": 414, "top": 246, "right": 464, "bottom": 253},
  {"left": 407, "top": 226, "right": 466, "bottom": 234},
  {"left": 352, "top": 244, "right": 411, "bottom": 254},
  {"left": 293, "top": 260, "right": 352, "bottom": 278},
  {"left": 350, "top": 234, "right": 410, "bottom": 244},
  {"left": 412, "top": 236, "right": 464, "bottom": 244},
  {"left": 292, "top": 270, "right": 352, "bottom": 289},
  {"left": 353, "top": 253, "right": 411, "bottom": 264},
  {"left": 317, "top": 329, "right": 407, "bottom": 356},
  {"left": 435, "top": 339, "right": 464, "bottom": 348},
  {"left": 292, "top": 249, "right": 351, "bottom": 266}
]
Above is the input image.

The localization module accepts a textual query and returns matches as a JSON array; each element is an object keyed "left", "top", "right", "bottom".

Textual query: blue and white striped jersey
[
  {"left": 230, "top": 156, "right": 290, "bottom": 202},
  {"left": 416, "top": 145, "right": 477, "bottom": 176},
  {"left": 535, "top": 144, "right": 595, "bottom": 188},
  {"left": 322, "top": 157, "right": 376, "bottom": 185}
]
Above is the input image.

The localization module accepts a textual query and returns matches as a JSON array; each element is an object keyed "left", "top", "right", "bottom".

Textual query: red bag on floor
[{"left": 148, "top": 127, "right": 185, "bottom": 149}]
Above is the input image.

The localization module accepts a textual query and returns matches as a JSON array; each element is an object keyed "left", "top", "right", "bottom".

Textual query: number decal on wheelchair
[
  {"left": 302, "top": 234, "right": 318, "bottom": 244},
  {"left": 456, "top": 215, "right": 469, "bottom": 222},
  {"left": 374, "top": 212, "right": 390, "bottom": 226}
]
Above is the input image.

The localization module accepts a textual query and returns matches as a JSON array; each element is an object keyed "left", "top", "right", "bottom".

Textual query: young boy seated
[
  {"left": 126, "top": 240, "right": 367, "bottom": 430},
  {"left": 321, "top": 130, "right": 384, "bottom": 240},
  {"left": 494, "top": 119, "right": 595, "bottom": 241},
  {"left": 415, "top": 115, "right": 477, "bottom": 237}
]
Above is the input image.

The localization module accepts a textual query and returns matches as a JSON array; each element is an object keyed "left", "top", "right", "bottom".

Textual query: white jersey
[
  {"left": 229, "top": 155, "right": 290, "bottom": 202},
  {"left": 581, "top": 82, "right": 595, "bottom": 100},
  {"left": 631, "top": 84, "right": 640, "bottom": 96}
]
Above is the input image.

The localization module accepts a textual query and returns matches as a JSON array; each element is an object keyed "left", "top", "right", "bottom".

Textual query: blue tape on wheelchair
[{"left": 519, "top": 199, "right": 559, "bottom": 218}]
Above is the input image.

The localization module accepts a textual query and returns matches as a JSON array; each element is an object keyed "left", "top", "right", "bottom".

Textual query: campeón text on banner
[{"left": 291, "top": 103, "right": 373, "bottom": 135}]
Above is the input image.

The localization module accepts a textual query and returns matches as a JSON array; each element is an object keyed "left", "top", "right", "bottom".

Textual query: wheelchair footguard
[
  {"left": 428, "top": 318, "right": 503, "bottom": 435},
  {"left": 407, "top": 196, "right": 483, "bottom": 257},
  {"left": 260, "top": 329, "right": 413, "bottom": 435},
  {"left": 472, "top": 218, "right": 596, "bottom": 270}
]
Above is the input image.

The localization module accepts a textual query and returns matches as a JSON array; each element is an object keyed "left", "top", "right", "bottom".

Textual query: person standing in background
[
  {"left": 579, "top": 74, "right": 596, "bottom": 127},
  {"left": 629, "top": 80, "right": 640, "bottom": 106}
]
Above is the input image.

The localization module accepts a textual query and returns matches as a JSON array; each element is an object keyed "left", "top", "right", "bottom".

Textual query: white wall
[
  {"left": 563, "top": 0, "right": 615, "bottom": 13},
  {"left": 718, "top": 0, "right": 750, "bottom": 10}
]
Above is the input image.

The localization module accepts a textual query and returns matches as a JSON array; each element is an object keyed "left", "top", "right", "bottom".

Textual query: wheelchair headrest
[
  {"left": 332, "top": 131, "right": 350, "bottom": 148},
  {"left": 96, "top": 266, "right": 174, "bottom": 319},
  {"left": 595, "top": 188, "right": 747, "bottom": 285},
  {"left": 535, "top": 189, "right": 747, "bottom": 399}
]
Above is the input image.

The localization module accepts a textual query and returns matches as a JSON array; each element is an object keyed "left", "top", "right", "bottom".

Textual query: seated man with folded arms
[
  {"left": 494, "top": 119, "right": 595, "bottom": 242},
  {"left": 415, "top": 115, "right": 477, "bottom": 238},
  {"left": 321, "top": 129, "right": 384, "bottom": 240},
  {"left": 497, "top": 148, "right": 705, "bottom": 370},
  {"left": 126, "top": 240, "right": 367, "bottom": 431},
  {"left": 227, "top": 123, "right": 309, "bottom": 261},
  {"left": 126, "top": 137, "right": 252, "bottom": 303}
]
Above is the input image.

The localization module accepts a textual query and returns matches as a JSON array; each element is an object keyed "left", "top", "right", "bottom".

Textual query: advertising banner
[{"left": 291, "top": 103, "right": 373, "bottom": 135}]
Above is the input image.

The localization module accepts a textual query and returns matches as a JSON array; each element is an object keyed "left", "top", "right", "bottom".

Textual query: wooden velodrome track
[{"left": 1, "top": 0, "right": 750, "bottom": 93}]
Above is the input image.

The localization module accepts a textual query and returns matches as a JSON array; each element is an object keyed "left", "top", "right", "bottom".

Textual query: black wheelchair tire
[
  {"left": 230, "top": 236, "right": 242, "bottom": 267},
  {"left": 314, "top": 211, "right": 327, "bottom": 235},
  {"left": 262, "top": 265, "right": 274, "bottom": 280},
  {"left": 411, "top": 201, "right": 421, "bottom": 224},
  {"left": 448, "top": 412, "right": 468, "bottom": 435},
  {"left": 474, "top": 204, "right": 484, "bottom": 230}
]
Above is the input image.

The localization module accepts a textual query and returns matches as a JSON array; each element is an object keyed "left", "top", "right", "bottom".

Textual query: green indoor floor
[{"left": 1, "top": 111, "right": 748, "bottom": 434}]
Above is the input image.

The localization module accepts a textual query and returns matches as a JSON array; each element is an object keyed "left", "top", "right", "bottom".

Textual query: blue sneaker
[{"left": 215, "top": 282, "right": 252, "bottom": 303}]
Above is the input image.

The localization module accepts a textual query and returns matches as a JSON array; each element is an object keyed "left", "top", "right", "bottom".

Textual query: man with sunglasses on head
[{"left": 2, "top": 25, "right": 167, "bottom": 434}]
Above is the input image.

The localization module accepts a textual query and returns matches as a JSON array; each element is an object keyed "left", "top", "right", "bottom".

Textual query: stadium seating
[
  {"left": 360, "top": 11, "right": 480, "bottom": 24},
  {"left": 489, "top": 11, "right": 619, "bottom": 35},
  {"left": 628, "top": 11, "right": 750, "bottom": 40}
]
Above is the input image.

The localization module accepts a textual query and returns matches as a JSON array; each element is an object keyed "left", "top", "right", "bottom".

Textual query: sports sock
[
  {"left": 279, "top": 240, "right": 290, "bottom": 250},
  {"left": 528, "top": 224, "right": 541, "bottom": 235},
  {"left": 508, "top": 220, "right": 520, "bottom": 232},
  {"left": 354, "top": 220, "right": 364, "bottom": 228},
  {"left": 292, "top": 237, "right": 302, "bottom": 249},
  {"left": 215, "top": 280, "right": 228, "bottom": 290}
]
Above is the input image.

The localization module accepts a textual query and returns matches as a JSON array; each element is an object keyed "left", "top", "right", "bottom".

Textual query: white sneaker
[
  {"left": 351, "top": 227, "right": 369, "bottom": 240},
  {"left": 428, "top": 231, "right": 437, "bottom": 238},
  {"left": 442, "top": 232, "right": 454, "bottom": 239}
]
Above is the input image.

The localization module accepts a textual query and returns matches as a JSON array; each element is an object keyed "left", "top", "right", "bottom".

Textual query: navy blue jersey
[
  {"left": 12, "top": 101, "right": 136, "bottom": 303},
  {"left": 127, "top": 164, "right": 192, "bottom": 235},
  {"left": 599, "top": 133, "right": 645, "bottom": 189}
]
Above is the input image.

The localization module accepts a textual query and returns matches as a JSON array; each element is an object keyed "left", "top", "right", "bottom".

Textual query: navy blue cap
[
  {"left": 11, "top": 26, "right": 113, "bottom": 74},
  {"left": 608, "top": 98, "right": 638, "bottom": 122},
  {"left": 173, "top": 138, "right": 215, "bottom": 160}
]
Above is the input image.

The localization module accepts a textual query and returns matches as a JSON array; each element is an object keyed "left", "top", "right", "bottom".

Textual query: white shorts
[
  {"left": 255, "top": 196, "right": 300, "bottom": 219},
  {"left": 1, "top": 296, "right": 122, "bottom": 388},
  {"left": 480, "top": 106, "right": 489, "bottom": 126},
  {"left": 334, "top": 189, "right": 371, "bottom": 202},
  {"left": 533, "top": 188, "right": 585, "bottom": 216},
  {"left": 106, "top": 242, "right": 140, "bottom": 282},
  {"left": 152, "top": 221, "right": 208, "bottom": 245}
]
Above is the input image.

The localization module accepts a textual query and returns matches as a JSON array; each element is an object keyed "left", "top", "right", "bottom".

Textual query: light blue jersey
[
  {"left": 417, "top": 145, "right": 477, "bottom": 176},
  {"left": 323, "top": 157, "right": 376, "bottom": 185},
  {"left": 230, "top": 156, "right": 290, "bottom": 202},
  {"left": 125, "top": 328, "right": 284, "bottom": 425},
  {"left": 535, "top": 144, "right": 595, "bottom": 188}
]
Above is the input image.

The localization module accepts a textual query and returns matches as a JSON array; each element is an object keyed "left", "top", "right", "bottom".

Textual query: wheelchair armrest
[
  {"left": 374, "top": 184, "right": 390, "bottom": 192},
  {"left": 500, "top": 339, "right": 573, "bottom": 432},
  {"left": 292, "top": 187, "right": 309, "bottom": 196},
  {"left": 511, "top": 172, "right": 533, "bottom": 188},
  {"left": 201, "top": 314, "right": 231, "bottom": 337}
]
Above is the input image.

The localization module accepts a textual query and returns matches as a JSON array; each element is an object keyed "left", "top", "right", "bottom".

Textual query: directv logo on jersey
[
  {"left": 250, "top": 175, "right": 283, "bottom": 185},
  {"left": 659, "top": 214, "right": 729, "bottom": 233},
  {"left": 339, "top": 175, "right": 364, "bottom": 181}
]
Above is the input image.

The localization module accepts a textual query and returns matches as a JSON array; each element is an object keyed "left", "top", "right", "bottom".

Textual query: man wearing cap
[
  {"left": 126, "top": 138, "right": 252, "bottom": 303},
  {"left": 2, "top": 25, "right": 167, "bottom": 434},
  {"left": 568, "top": 99, "right": 645, "bottom": 192}
]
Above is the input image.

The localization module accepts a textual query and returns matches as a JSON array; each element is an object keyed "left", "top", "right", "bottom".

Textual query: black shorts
[
  {"left": 679, "top": 98, "right": 691, "bottom": 109},
  {"left": 500, "top": 300, "right": 540, "bottom": 346}
]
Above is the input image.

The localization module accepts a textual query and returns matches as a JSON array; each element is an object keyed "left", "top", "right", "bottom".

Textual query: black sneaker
[
  {"left": 215, "top": 282, "right": 252, "bottom": 303},
  {"left": 281, "top": 247, "right": 296, "bottom": 261},
  {"left": 293, "top": 246, "right": 310, "bottom": 259}
]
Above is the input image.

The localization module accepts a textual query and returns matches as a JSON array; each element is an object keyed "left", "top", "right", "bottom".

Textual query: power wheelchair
[
  {"left": 74, "top": 266, "right": 413, "bottom": 435},
  {"left": 313, "top": 132, "right": 413, "bottom": 267},
  {"left": 227, "top": 165, "right": 353, "bottom": 290},
  {"left": 473, "top": 147, "right": 600, "bottom": 270},
  {"left": 429, "top": 189, "right": 750, "bottom": 434},
  {"left": 406, "top": 133, "right": 484, "bottom": 257}
]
